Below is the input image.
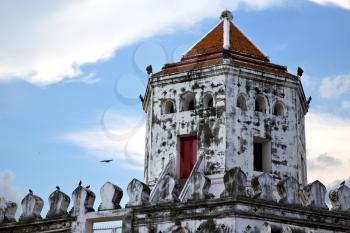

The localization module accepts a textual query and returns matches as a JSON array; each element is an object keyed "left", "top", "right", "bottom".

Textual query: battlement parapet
[{"left": 1, "top": 166, "right": 350, "bottom": 233}]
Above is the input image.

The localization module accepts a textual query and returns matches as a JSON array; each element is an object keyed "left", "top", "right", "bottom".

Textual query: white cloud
[
  {"left": 306, "top": 112, "right": 350, "bottom": 185},
  {"left": 308, "top": 153, "right": 341, "bottom": 170},
  {"left": 309, "top": 0, "right": 350, "bottom": 10},
  {"left": 0, "top": 171, "right": 22, "bottom": 218},
  {"left": 319, "top": 74, "right": 350, "bottom": 98},
  {"left": 341, "top": 100, "right": 350, "bottom": 111},
  {"left": 1, "top": 0, "right": 350, "bottom": 86},
  {"left": 0, "top": 0, "right": 289, "bottom": 86},
  {"left": 63, "top": 113, "right": 146, "bottom": 170}
]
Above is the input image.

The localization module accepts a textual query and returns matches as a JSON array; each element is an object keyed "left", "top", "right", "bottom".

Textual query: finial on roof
[
  {"left": 221, "top": 10, "right": 232, "bottom": 50},
  {"left": 220, "top": 10, "right": 233, "bottom": 21}
]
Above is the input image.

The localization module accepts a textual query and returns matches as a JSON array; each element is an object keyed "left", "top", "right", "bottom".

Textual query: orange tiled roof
[
  {"left": 229, "top": 22, "right": 267, "bottom": 60},
  {"left": 183, "top": 21, "right": 267, "bottom": 61},
  {"left": 183, "top": 22, "right": 224, "bottom": 59},
  {"left": 154, "top": 15, "right": 291, "bottom": 78}
]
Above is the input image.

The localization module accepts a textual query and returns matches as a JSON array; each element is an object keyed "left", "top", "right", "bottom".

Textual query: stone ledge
[
  {"left": 85, "top": 208, "right": 130, "bottom": 222},
  {"left": 130, "top": 196, "right": 350, "bottom": 231},
  {"left": 0, "top": 216, "right": 74, "bottom": 233}
]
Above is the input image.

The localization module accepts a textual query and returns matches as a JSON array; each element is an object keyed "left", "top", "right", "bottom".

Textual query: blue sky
[{"left": 1, "top": 0, "right": 350, "bottom": 215}]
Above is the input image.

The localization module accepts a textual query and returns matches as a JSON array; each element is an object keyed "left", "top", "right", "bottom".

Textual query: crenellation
[
  {"left": 70, "top": 185, "right": 96, "bottom": 217},
  {"left": 98, "top": 182, "right": 123, "bottom": 211},
  {"left": 19, "top": 191, "right": 44, "bottom": 222},
  {"left": 221, "top": 167, "right": 247, "bottom": 197},
  {"left": 126, "top": 179, "right": 150, "bottom": 207},
  {"left": 46, "top": 188, "right": 70, "bottom": 218},
  {"left": 2, "top": 168, "right": 350, "bottom": 232},
  {"left": 329, "top": 184, "right": 350, "bottom": 211},
  {"left": 302, "top": 180, "right": 328, "bottom": 209},
  {"left": 251, "top": 173, "right": 276, "bottom": 202},
  {"left": 0, "top": 197, "right": 17, "bottom": 224},
  {"left": 277, "top": 177, "right": 302, "bottom": 206}
]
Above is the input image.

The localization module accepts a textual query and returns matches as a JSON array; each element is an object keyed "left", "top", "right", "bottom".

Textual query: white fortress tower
[{"left": 143, "top": 11, "right": 308, "bottom": 195}]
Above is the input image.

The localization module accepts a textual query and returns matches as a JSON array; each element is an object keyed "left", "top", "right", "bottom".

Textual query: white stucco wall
[
  {"left": 144, "top": 65, "right": 307, "bottom": 195},
  {"left": 145, "top": 72, "right": 227, "bottom": 188},
  {"left": 225, "top": 68, "right": 307, "bottom": 185}
]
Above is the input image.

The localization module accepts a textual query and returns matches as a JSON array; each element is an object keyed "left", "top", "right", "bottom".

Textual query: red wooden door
[{"left": 180, "top": 136, "right": 197, "bottom": 179}]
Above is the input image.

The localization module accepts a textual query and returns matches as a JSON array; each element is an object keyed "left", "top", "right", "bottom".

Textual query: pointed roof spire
[
  {"left": 182, "top": 11, "right": 267, "bottom": 61},
  {"left": 154, "top": 11, "right": 290, "bottom": 78}
]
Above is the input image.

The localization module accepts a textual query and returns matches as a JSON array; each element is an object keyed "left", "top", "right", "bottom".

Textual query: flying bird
[
  {"left": 78, "top": 180, "right": 82, "bottom": 186},
  {"left": 85, "top": 185, "right": 90, "bottom": 189},
  {"left": 56, "top": 186, "right": 60, "bottom": 191},
  {"left": 139, "top": 94, "right": 144, "bottom": 103},
  {"left": 100, "top": 159, "right": 113, "bottom": 163},
  {"left": 340, "top": 181, "right": 346, "bottom": 186}
]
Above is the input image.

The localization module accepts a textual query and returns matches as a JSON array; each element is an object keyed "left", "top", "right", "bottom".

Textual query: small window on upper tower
[
  {"left": 181, "top": 93, "right": 196, "bottom": 111},
  {"left": 255, "top": 95, "right": 266, "bottom": 113},
  {"left": 253, "top": 137, "right": 271, "bottom": 173},
  {"left": 203, "top": 94, "right": 214, "bottom": 108},
  {"left": 273, "top": 101, "right": 284, "bottom": 116},
  {"left": 163, "top": 100, "right": 175, "bottom": 114},
  {"left": 236, "top": 94, "right": 247, "bottom": 110}
]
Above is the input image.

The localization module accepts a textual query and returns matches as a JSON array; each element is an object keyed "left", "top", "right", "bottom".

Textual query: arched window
[
  {"left": 236, "top": 94, "right": 247, "bottom": 110},
  {"left": 181, "top": 93, "right": 196, "bottom": 111},
  {"left": 273, "top": 101, "right": 285, "bottom": 116},
  {"left": 255, "top": 95, "right": 266, "bottom": 113},
  {"left": 163, "top": 100, "right": 175, "bottom": 114},
  {"left": 203, "top": 94, "right": 214, "bottom": 108}
]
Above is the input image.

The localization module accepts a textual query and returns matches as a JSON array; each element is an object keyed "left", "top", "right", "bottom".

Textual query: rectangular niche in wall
[
  {"left": 253, "top": 137, "right": 271, "bottom": 172},
  {"left": 93, "top": 221, "right": 122, "bottom": 233},
  {"left": 179, "top": 135, "right": 198, "bottom": 180}
]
